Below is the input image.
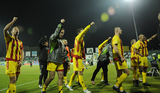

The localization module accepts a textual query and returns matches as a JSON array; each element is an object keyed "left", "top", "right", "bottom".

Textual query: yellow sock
[
  {"left": 136, "top": 70, "right": 140, "bottom": 80},
  {"left": 58, "top": 86, "right": 63, "bottom": 93},
  {"left": 78, "top": 75, "right": 87, "bottom": 90},
  {"left": 10, "top": 84, "right": 16, "bottom": 93},
  {"left": 68, "top": 73, "right": 76, "bottom": 87},
  {"left": 101, "top": 72, "right": 104, "bottom": 80},
  {"left": 142, "top": 72, "right": 146, "bottom": 83},
  {"left": 116, "top": 73, "right": 128, "bottom": 87},
  {"left": 63, "top": 76, "right": 67, "bottom": 84},
  {"left": 42, "top": 84, "right": 47, "bottom": 91},
  {"left": 133, "top": 69, "right": 136, "bottom": 79},
  {"left": 119, "top": 86, "right": 123, "bottom": 91}
]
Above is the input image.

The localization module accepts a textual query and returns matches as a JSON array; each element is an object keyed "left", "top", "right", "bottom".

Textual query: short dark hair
[{"left": 76, "top": 28, "right": 83, "bottom": 34}]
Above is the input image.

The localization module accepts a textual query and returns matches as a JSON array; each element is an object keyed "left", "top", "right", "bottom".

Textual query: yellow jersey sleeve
[
  {"left": 112, "top": 36, "right": 119, "bottom": 45},
  {"left": 98, "top": 39, "right": 108, "bottom": 50},
  {"left": 76, "top": 25, "right": 91, "bottom": 41},
  {"left": 134, "top": 41, "right": 140, "bottom": 49},
  {"left": 4, "top": 34, "right": 12, "bottom": 43}
]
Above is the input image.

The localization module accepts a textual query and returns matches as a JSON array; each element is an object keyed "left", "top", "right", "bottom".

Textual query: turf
[{"left": 0, "top": 63, "right": 160, "bottom": 93}]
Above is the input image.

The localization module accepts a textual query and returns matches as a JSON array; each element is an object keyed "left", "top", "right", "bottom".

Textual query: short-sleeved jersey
[
  {"left": 73, "top": 25, "right": 91, "bottom": 59},
  {"left": 112, "top": 35, "right": 124, "bottom": 59},
  {"left": 130, "top": 43, "right": 137, "bottom": 59},
  {"left": 4, "top": 34, "right": 23, "bottom": 61},
  {"left": 134, "top": 40, "right": 144, "bottom": 56},
  {"left": 98, "top": 39, "right": 108, "bottom": 55},
  {"left": 144, "top": 40, "right": 149, "bottom": 56}
]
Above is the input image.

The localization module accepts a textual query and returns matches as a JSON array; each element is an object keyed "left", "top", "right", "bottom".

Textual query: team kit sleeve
[
  {"left": 76, "top": 25, "right": 91, "bottom": 41},
  {"left": 4, "top": 34, "right": 12, "bottom": 43},
  {"left": 134, "top": 41, "right": 140, "bottom": 49},
  {"left": 98, "top": 39, "right": 109, "bottom": 50},
  {"left": 112, "top": 36, "right": 119, "bottom": 45}
]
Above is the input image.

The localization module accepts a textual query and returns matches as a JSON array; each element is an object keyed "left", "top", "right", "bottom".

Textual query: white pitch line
[
  {"left": 0, "top": 65, "right": 94, "bottom": 92},
  {"left": 0, "top": 80, "right": 38, "bottom": 92}
]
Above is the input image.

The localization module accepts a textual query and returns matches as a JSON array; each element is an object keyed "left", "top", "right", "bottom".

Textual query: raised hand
[
  {"left": 61, "top": 19, "right": 65, "bottom": 23},
  {"left": 13, "top": 17, "right": 18, "bottom": 22},
  {"left": 108, "top": 37, "right": 112, "bottom": 40},
  {"left": 90, "top": 22, "right": 95, "bottom": 26}
]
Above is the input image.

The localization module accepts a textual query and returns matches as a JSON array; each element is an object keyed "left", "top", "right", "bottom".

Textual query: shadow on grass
[
  {"left": 87, "top": 82, "right": 109, "bottom": 93},
  {"left": 129, "top": 84, "right": 152, "bottom": 93}
]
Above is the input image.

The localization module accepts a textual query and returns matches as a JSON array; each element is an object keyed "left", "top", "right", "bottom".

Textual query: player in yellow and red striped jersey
[
  {"left": 67, "top": 22, "right": 95, "bottom": 93},
  {"left": 130, "top": 39, "right": 142, "bottom": 84},
  {"left": 3, "top": 17, "right": 24, "bottom": 93},
  {"left": 134, "top": 34, "right": 152, "bottom": 86}
]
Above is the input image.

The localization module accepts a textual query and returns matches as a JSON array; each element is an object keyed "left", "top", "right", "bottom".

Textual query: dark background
[{"left": 0, "top": 0, "right": 160, "bottom": 57}]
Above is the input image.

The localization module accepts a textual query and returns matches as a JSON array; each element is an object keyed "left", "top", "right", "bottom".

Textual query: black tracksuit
[{"left": 38, "top": 36, "right": 49, "bottom": 85}]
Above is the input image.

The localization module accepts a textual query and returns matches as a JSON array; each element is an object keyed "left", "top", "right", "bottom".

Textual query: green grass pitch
[{"left": 0, "top": 63, "right": 160, "bottom": 93}]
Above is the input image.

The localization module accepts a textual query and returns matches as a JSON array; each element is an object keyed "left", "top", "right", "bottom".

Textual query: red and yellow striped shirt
[
  {"left": 134, "top": 40, "right": 144, "bottom": 56},
  {"left": 130, "top": 43, "right": 137, "bottom": 59},
  {"left": 4, "top": 34, "right": 23, "bottom": 61},
  {"left": 73, "top": 25, "right": 91, "bottom": 59}
]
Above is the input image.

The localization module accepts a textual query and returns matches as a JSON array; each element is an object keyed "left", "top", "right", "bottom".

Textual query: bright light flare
[{"left": 101, "top": 12, "right": 109, "bottom": 22}]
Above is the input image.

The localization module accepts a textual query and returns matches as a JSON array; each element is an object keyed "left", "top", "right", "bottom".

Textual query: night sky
[{"left": 0, "top": 0, "right": 160, "bottom": 57}]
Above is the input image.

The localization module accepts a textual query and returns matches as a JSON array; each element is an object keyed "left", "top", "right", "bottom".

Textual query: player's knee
[
  {"left": 58, "top": 75, "right": 63, "bottom": 80},
  {"left": 49, "top": 75, "right": 55, "bottom": 80},
  {"left": 10, "top": 78, "right": 16, "bottom": 83}
]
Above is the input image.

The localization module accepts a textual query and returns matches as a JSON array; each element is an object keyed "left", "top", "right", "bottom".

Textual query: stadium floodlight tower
[{"left": 126, "top": 0, "right": 138, "bottom": 40}]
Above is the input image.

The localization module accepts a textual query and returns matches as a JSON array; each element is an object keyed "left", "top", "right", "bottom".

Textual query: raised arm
[
  {"left": 148, "top": 34, "right": 157, "bottom": 41},
  {"left": 98, "top": 37, "right": 111, "bottom": 50},
  {"left": 50, "top": 19, "right": 65, "bottom": 42},
  {"left": 76, "top": 22, "right": 95, "bottom": 41},
  {"left": 3, "top": 17, "right": 18, "bottom": 42}
]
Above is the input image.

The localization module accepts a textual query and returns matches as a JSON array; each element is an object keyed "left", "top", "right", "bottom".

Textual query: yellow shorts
[
  {"left": 114, "top": 60, "right": 128, "bottom": 70},
  {"left": 5, "top": 60, "right": 21, "bottom": 75},
  {"left": 73, "top": 57, "right": 84, "bottom": 71},
  {"left": 47, "top": 62, "right": 64, "bottom": 71},
  {"left": 131, "top": 58, "right": 139, "bottom": 67},
  {"left": 139, "top": 56, "right": 148, "bottom": 67}
]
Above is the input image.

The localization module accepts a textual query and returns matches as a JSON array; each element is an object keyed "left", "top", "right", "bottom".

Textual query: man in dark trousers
[
  {"left": 38, "top": 36, "right": 49, "bottom": 88},
  {"left": 91, "top": 37, "right": 111, "bottom": 85}
]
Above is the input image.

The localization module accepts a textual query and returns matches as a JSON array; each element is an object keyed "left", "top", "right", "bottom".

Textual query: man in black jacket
[
  {"left": 41, "top": 19, "right": 69, "bottom": 93},
  {"left": 38, "top": 36, "right": 49, "bottom": 88}
]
